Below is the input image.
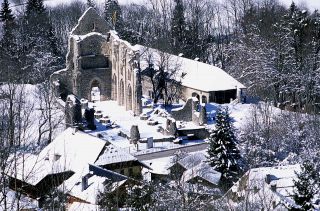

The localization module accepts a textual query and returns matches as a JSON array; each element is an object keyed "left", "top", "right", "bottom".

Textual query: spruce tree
[
  {"left": 86, "top": 0, "right": 96, "bottom": 8},
  {"left": 207, "top": 107, "right": 241, "bottom": 184},
  {"left": 0, "top": 0, "right": 20, "bottom": 81},
  {"left": 171, "top": 0, "right": 186, "bottom": 55},
  {"left": 290, "top": 160, "right": 319, "bottom": 210},
  {"left": 25, "top": 0, "right": 49, "bottom": 45},
  {"left": 26, "top": 0, "right": 46, "bottom": 17},
  {"left": 23, "top": 0, "right": 62, "bottom": 82},
  {"left": 105, "top": 0, "right": 136, "bottom": 42},
  {"left": 104, "top": 0, "right": 123, "bottom": 31},
  {"left": 0, "top": 0, "right": 14, "bottom": 23},
  {"left": 0, "top": 0, "right": 15, "bottom": 51}
]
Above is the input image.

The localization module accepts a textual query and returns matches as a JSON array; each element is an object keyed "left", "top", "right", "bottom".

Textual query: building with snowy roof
[
  {"left": 6, "top": 127, "right": 106, "bottom": 200},
  {"left": 6, "top": 128, "right": 149, "bottom": 208},
  {"left": 139, "top": 46, "right": 246, "bottom": 104},
  {"left": 223, "top": 164, "right": 302, "bottom": 210},
  {"left": 169, "top": 152, "right": 222, "bottom": 188},
  {"left": 181, "top": 162, "right": 221, "bottom": 188},
  {"left": 95, "top": 143, "right": 151, "bottom": 179},
  {"left": 169, "top": 152, "right": 207, "bottom": 177}
]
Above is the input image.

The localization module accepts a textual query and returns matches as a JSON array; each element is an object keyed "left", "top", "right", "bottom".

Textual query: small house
[
  {"left": 223, "top": 164, "right": 301, "bottom": 210},
  {"left": 95, "top": 143, "right": 151, "bottom": 179}
]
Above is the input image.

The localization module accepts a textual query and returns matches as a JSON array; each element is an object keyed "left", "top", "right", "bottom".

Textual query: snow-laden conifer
[{"left": 207, "top": 107, "right": 241, "bottom": 185}]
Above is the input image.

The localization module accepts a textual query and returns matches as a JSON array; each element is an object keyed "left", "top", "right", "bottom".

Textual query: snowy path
[{"left": 135, "top": 142, "right": 208, "bottom": 160}]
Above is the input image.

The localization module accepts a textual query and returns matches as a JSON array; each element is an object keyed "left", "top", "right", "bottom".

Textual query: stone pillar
[
  {"left": 84, "top": 108, "right": 96, "bottom": 130},
  {"left": 166, "top": 118, "right": 178, "bottom": 137},
  {"left": 192, "top": 97, "right": 199, "bottom": 112},
  {"left": 134, "top": 67, "right": 142, "bottom": 115},
  {"left": 147, "top": 137, "right": 153, "bottom": 149},
  {"left": 199, "top": 105, "right": 207, "bottom": 126},
  {"left": 130, "top": 125, "right": 140, "bottom": 144},
  {"left": 65, "top": 95, "right": 82, "bottom": 127},
  {"left": 81, "top": 99, "right": 89, "bottom": 110}
]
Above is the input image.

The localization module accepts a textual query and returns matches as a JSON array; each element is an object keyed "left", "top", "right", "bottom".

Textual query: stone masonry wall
[
  {"left": 51, "top": 8, "right": 142, "bottom": 115},
  {"left": 171, "top": 97, "right": 207, "bottom": 126}
]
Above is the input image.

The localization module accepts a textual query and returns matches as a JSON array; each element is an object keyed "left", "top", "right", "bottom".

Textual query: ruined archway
[
  {"left": 120, "top": 79, "right": 124, "bottom": 105},
  {"left": 112, "top": 74, "right": 117, "bottom": 100},
  {"left": 127, "top": 84, "right": 132, "bottom": 111},
  {"left": 192, "top": 92, "right": 200, "bottom": 101},
  {"left": 202, "top": 95, "right": 207, "bottom": 104},
  {"left": 90, "top": 79, "right": 101, "bottom": 102}
]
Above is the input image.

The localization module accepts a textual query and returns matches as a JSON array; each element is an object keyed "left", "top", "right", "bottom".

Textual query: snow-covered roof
[
  {"left": 60, "top": 164, "right": 128, "bottom": 204},
  {"left": 64, "top": 173, "right": 106, "bottom": 204},
  {"left": 246, "top": 164, "right": 300, "bottom": 192},
  {"left": 95, "top": 144, "right": 138, "bottom": 166},
  {"left": 144, "top": 156, "right": 174, "bottom": 175},
  {"left": 181, "top": 162, "right": 221, "bottom": 186},
  {"left": 176, "top": 152, "right": 207, "bottom": 170},
  {"left": 9, "top": 128, "right": 106, "bottom": 186},
  {"left": 138, "top": 45, "right": 246, "bottom": 92},
  {"left": 227, "top": 164, "right": 301, "bottom": 210}
]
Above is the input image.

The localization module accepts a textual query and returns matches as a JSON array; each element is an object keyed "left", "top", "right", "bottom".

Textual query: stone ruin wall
[
  {"left": 109, "top": 33, "right": 142, "bottom": 115},
  {"left": 69, "top": 33, "right": 111, "bottom": 102},
  {"left": 51, "top": 8, "right": 142, "bottom": 116}
]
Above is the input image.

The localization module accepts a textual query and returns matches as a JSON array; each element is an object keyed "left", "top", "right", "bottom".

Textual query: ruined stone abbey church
[
  {"left": 51, "top": 8, "right": 142, "bottom": 115},
  {"left": 51, "top": 8, "right": 246, "bottom": 116}
]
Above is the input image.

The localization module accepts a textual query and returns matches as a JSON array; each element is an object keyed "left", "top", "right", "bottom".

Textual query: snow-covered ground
[{"left": 86, "top": 100, "right": 210, "bottom": 154}]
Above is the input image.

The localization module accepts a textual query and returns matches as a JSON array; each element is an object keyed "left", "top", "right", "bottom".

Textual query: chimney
[{"left": 82, "top": 176, "right": 88, "bottom": 191}]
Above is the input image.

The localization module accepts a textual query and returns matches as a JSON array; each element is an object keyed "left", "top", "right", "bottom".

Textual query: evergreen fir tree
[
  {"left": 23, "top": 0, "right": 62, "bottom": 83},
  {"left": 171, "top": 0, "right": 186, "bottom": 55},
  {"left": 86, "top": 0, "right": 96, "bottom": 8},
  {"left": 105, "top": 0, "right": 138, "bottom": 43},
  {"left": 0, "top": 0, "right": 15, "bottom": 51},
  {"left": 0, "top": 0, "right": 14, "bottom": 23},
  {"left": 26, "top": 0, "right": 46, "bottom": 17},
  {"left": 0, "top": 0, "right": 20, "bottom": 82},
  {"left": 126, "top": 182, "right": 155, "bottom": 210},
  {"left": 207, "top": 107, "right": 241, "bottom": 185},
  {"left": 290, "top": 160, "right": 319, "bottom": 210},
  {"left": 104, "top": 0, "right": 123, "bottom": 31},
  {"left": 25, "top": 0, "right": 49, "bottom": 46}
]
